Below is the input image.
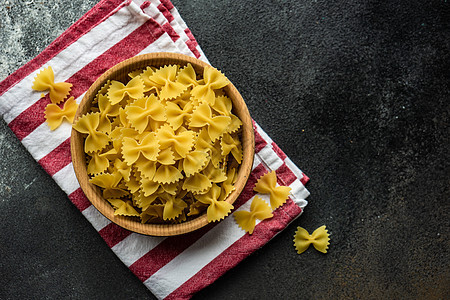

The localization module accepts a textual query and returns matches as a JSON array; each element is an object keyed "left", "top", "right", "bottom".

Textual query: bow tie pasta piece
[
  {"left": 191, "top": 67, "right": 229, "bottom": 105},
  {"left": 140, "top": 175, "right": 160, "bottom": 196},
  {"left": 156, "top": 124, "right": 195, "bottom": 158},
  {"left": 211, "top": 95, "right": 232, "bottom": 116},
  {"left": 73, "top": 112, "right": 110, "bottom": 153},
  {"left": 107, "top": 199, "right": 140, "bottom": 217},
  {"left": 87, "top": 148, "right": 118, "bottom": 175},
  {"left": 141, "top": 204, "right": 165, "bottom": 223},
  {"left": 134, "top": 156, "right": 157, "bottom": 180},
  {"left": 93, "top": 80, "right": 111, "bottom": 105},
  {"left": 219, "top": 167, "right": 237, "bottom": 201},
  {"left": 157, "top": 147, "right": 176, "bottom": 165},
  {"left": 146, "top": 65, "right": 187, "bottom": 100},
  {"left": 182, "top": 172, "right": 212, "bottom": 194},
  {"left": 177, "top": 63, "right": 200, "bottom": 88},
  {"left": 234, "top": 196, "right": 273, "bottom": 234},
  {"left": 202, "top": 161, "right": 227, "bottom": 184},
  {"left": 90, "top": 172, "right": 128, "bottom": 199},
  {"left": 293, "top": 225, "right": 330, "bottom": 254},
  {"left": 121, "top": 132, "right": 160, "bottom": 166},
  {"left": 153, "top": 164, "right": 183, "bottom": 184},
  {"left": 135, "top": 188, "right": 160, "bottom": 209},
  {"left": 254, "top": 171, "right": 291, "bottom": 209},
  {"left": 161, "top": 194, "right": 188, "bottom": 220},
  {"left": 107, "top": 76, "right": 145, "bottom": 105},
  {"left": 165, "top": 101, "right": 194, "bottom": 131},
  {"left": 113, "top": 158, "right": 132, "bottom": 182},
  {"left": 135, "top": 66, "right": 158, "bottom": 93},
  {"left": 125, "top": 95, "right": 166, "bottom": 133},
  {"left": 195, "top": 184, "right": 233, "bottom": 222},
  {"left": 189, "top": 102, "right": 231, "bottom": 141},
  {"left": 194, "top": 127, "right": 213, "bottom": 152},
  {"left": 97, "top": 93, "right": 120, "bottom": 133},
  {"left": 124, "top": 170, "right": 142, "bottom": 194},
  {"left": 182, "top": 150, "right": 209, "bottom": 177},
  {"left": 221, "top": 132, "right": 243, "bottom": 164},
  {"left": 32, "top": 66, "right": 72, "bottom": 104},
  {"left": 226, "top": 114, "right": 243, "bottom": 134},
  {"left": 44, "top": 96, "right": 78, "bottom": 130}
]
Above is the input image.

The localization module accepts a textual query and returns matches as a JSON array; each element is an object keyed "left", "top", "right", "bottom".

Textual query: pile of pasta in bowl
[{"left": 71, "top": 53, "right": 253, "bottom": 235}]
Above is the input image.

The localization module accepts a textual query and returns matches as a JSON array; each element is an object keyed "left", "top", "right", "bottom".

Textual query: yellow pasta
[
  {"left": 189, "top": 102, "right": 231, "bottom": 141},
  {"left": 125, "top": 95, "right": 166, "bottom": 133},
  {"left": 121, "top": 132, "right": 160, "bottom": 165},
  {"left": 107, "top": 76, "right": 145, "bottom": 105},
  {"left": 108, "top": 199, "right": 140, "bottom": 217},
  {"left": 147, "top": 65, "right": 187, "bottom": 100},
  {"left": 191, "top": 67, "right": 229, "bottom": 105},
  {"left": 72, "top": 112, "right": 110, "bottom": 153},
  {"left": 74, "top": 64, "right": 244, "bottom": 224},
  {"left": 44, "top": 96, "right": 78, "bottom": 130},
  {"left": 195, "top": 184, "right": 233, "bottom": 222},
  {"left": 233, "top": 196, "right": 273, "bottom": 234},
  {"left": 293, "top": 225, "right": 330, "bottom": 254},
  {"left": 32, "top": 66, "right": 72, "bottom": 104},
  {"left": 253, "top": 171, "right": 291, "bottom": 209}
]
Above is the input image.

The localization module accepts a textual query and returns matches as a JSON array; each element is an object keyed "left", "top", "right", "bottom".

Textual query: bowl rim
[{"left": 70, "top": 52, "right": 255, "bottom": 236}]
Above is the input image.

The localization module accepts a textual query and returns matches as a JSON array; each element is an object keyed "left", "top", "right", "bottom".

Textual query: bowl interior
[{"left": 71, "top": 52, "right": 254, "bottom": 236}]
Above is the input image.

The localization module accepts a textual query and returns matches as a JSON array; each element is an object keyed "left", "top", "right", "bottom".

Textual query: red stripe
[
  {"left": 68, "top": 188, "right": 92, "bottom": 211},
  {"left": 254, "top": 129, "right": 268, "bottom": 153},
  {"left": 162, "top": 23, "right": 181, "bottom": 42},
  {"left": 0, "top": 0, "right": 124, "bottom": 96},
  {"left": 157, "top": 3, "right": 174, "bottom": 23},
  {"left": 301, "top": 172, "right": 310, "bottom": 185},
  {"left": 140, "top": 0, "right": 151, "bottom": 10},
  {"left": 160, "top": 0, "right": 174, "bottom": 10},
  {"left": 8, "top": 18, "right": 165, "bottom": 141},
  {"left": 184, "top": 28, "right": 198, "bottom": 47},
  {"left": 271, "top": 141, "right": 287, "bottom": 160},
  {"left": 39, "top": 138, "right": 72, "bottom": 176},
  {"left": 99, "top": 222, "right": 133, "bottom": 248},
  {"left": 275, "top": 163, "right": 297, "bottom": 186},
  {"left": 129, "top": 163, "right": 268, "bottom": 282},
  {"left": 186, "top": 40, "right": 201, "bottom": 58},
  {"left": 166, "top": 198, "right": 302, "bottom": 300}
]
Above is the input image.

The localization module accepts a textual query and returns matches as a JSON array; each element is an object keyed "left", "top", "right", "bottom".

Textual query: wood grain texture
[{"left": 70, "top": 52, "right": 255, "bottom": 236}]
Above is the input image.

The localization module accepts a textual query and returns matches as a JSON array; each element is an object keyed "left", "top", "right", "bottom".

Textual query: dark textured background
[{"left": 1, "top": 0, "right": 449, "bottom": 299}]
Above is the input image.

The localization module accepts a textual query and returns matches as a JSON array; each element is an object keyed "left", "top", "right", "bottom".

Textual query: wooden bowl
[{"left": 71, "top": 52, "right": 254, "bottom": 236}]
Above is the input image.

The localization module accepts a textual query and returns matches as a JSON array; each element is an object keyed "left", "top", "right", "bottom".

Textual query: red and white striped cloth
[{"left": 0, "top": 1, "right": 310, "bottom": 299}]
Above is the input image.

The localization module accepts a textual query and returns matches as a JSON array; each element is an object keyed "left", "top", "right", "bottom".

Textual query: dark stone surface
[{"left": 0, "top": 0, "right": 449, "bottom": 299}]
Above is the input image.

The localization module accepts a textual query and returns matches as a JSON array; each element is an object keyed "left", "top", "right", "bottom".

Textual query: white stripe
[
  {"left": 112, "top": 233, "right": 166, "bottom": 267},
  {"left": 21, "top": 121, "right": 72, "bottom": 161},
  {"left": 52, "top": 162, "right": 79, "bottom": 195},
  {"left": 144, "top": 195, "right": 257, "bottom": 299},
  {"left": 257, "top": 144, "right": 284, "bottom": 170},
  {"left": 252, "top": 154, "right": 262, "bottom": 170},
  {"left": 81, "top": 204, "right": 111, "bottom": 231},
  {"left": 138, "top": 32, "right": 184, "bottom": 56},
  {"left": 1, "top": 5, "right": 148, "bottom": 122},
  {"left": 141, "top": 3, "right": 194, "bottom": 58},
  {"left": 284, "top": 156, "right": 305, "bottom": 180},
  {"left": 288, "top": 180, "right": 309, "bottom": 209},
  {"left": 254, "top": 121, "right": 273, "bottom": 144},
  {"left": 154, "top": 0, "right": 208, "bottom": 62}
]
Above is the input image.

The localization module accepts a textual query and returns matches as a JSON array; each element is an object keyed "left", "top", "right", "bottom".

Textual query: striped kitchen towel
[{"left": 0, "top": 0, "right": 310, "bottom": 299}]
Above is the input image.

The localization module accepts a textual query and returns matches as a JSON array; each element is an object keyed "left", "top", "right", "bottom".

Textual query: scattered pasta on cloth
[{"left": 33, "top": 66, "right": 78, "bottom": 130}]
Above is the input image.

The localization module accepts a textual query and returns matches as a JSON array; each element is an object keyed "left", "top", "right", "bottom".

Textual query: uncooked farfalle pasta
[{"left": 73, "top": 64, "right": 243, "bottom": 224}]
